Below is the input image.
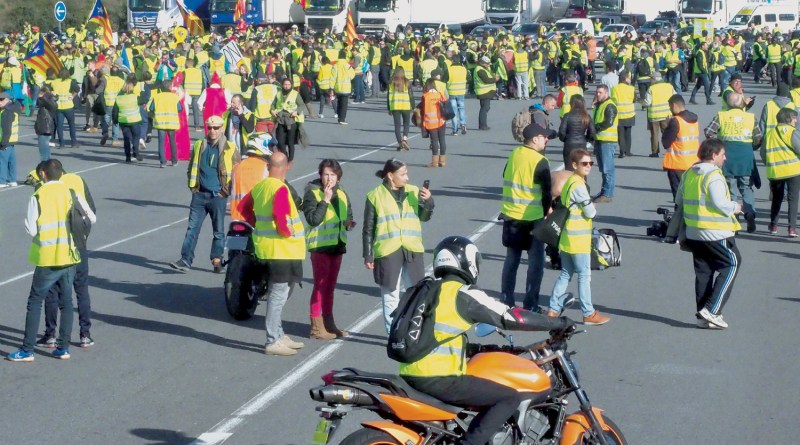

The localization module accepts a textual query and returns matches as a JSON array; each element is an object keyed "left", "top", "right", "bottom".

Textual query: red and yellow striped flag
[
  {"left": 177, "top": 0, "right": 205, "bottom": 36},
  {"left": 233, "top": 0, "right": 247, "bottom": 23},
  {"left": 23, "top": 37, "right": 64, "bottom": 75},
  {"left": 87, "top": 0, "right": 113, "bottom": 47},
  {"left": 295, "top": 0, "right": 307, "bottom": 9},
  {"left": 346, "top": 6, "right": 357, "bottom": 46}
]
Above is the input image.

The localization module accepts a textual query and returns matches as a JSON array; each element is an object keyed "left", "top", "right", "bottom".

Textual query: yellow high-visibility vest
[
  {"left": 51, "top": 78, "right": 74, "bottom": 110},
  {"left": 682, "top": 168, "right": 741, "bottom": 231},
  {"left": 150, "top": 91, "right": 180, "bottom": 130},
  {"left": 559, "top": 85, "right": 583, "bottom": 117},
  {"left": 594, "top": 100, "right": 619, "bottom": 143},
  {"left": 610, "top": 83, "right": 635, "bottom": 120},
  {"left": 183, "top": 67, "right": 203, "bottom": 96},
  {"left": 253, "top": 83, "right": 278, "bottom": 120},
  {"left": 306, "top": 188, "right": 349, "bottom": 250},
  {"left": 115, "top": 93, "right": 142, "bottom": 125},
  {"left": 501, "top": 146, "right": 546, "bottom": 221},
  {"left": 474, "top": 66, "right": 495, "bottom": 96},
  {"left": 28, "top": 181, "right": 81, "bottom": 267},
  {"left": 717, "top": 109, "right": 755, "bottom": 143},
  {"left": 559, "top": 175, "right": 592, "bottom": 255},
  {"left": 366, "top": 183, "right": 424, "bottom": 258},
  {"left": 388, "top": 83, "right": 412, "bottom": 111},
  {"left": 447, "top": 65, "right": 467, "bottom": 96},
  {"left": 647, "top": 82, "right": 673, "bottom": 121},
  {"left": 251, "top": 177, "right": 306, "bottom": 260},
  {"left": 764, "top": 124, "right": 800, "bottom": 180},
  {"left": 104, "top": 75, "right": 126, "bottom": 107},
  {"left": 188, "top": 139, "right": 237, "bottom": 190}
]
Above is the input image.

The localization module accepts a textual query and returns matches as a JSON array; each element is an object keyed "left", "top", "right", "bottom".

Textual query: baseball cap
[
  {"left": 205, "top": 115, "right": 224, "bottom": 127},
  {"left": 523, "top": 123, "right": 556, "bottom": 141}
]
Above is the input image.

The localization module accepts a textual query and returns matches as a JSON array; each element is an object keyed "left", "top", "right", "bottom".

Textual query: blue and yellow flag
[{"left": 87, "top": 0, "right": 113, "bottom": 47}]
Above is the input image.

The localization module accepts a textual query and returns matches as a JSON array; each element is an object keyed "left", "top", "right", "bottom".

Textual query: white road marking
[{"left": 189, "top": 215, "right": 501, "bottom": 445}]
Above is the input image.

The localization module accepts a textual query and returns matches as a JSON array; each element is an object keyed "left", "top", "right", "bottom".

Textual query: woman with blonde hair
[{"left": 387, "top": 66, "right": 414, "bottom": 151}]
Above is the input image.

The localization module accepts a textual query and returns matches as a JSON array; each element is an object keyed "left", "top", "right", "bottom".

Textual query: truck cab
[
  {"left": 128, "top": 0, "right": 185, "bottom": 32},
  {"left": 305, "top": 0, "right": 349, "bottom": 33},
  {"left": 356, "top": 0, "right": 411, "bottom": 35}
]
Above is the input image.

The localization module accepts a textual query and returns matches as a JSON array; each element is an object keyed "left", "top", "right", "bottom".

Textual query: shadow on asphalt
[
  {"left": 776, "top": 297, "right": 800, "bottom": 302},
  {"left": 435, "top": 185, "right": 502, "bottom": 201},
  {"left": 456, "top": 152, "right": 508, "bottom": 160},
  {"left": 105, "top": 197, "right": 189, "bottom": 209},
  {"left": 761, "top": 250, "right": 800, "bottom": 260},
  {"left": 593, "top": 214, "right": 649, "bottom": 228},
  {"left": 129, "top": 428, "right": 195, "bottom": 445},
  {"left": 593, "top": 304, "right": 696, "bottom": 329}
]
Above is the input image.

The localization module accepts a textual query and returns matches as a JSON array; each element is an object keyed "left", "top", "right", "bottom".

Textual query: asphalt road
[{"left": 0, "top": 76, "right": 798, "bottom": 445}]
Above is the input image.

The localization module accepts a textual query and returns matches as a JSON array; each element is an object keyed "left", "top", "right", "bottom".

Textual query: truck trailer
[
  {"left": 210, "top": 0, "right": 305, "bottom": 29},
  {"left": 408, "top": 0, "right": 485, "bottom": 34},
  {"left": 485, "top": 0, "right": 570, "bottom": 27}
]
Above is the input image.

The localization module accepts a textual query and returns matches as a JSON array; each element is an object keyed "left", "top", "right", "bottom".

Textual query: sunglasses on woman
[{"left": 579, "top": 161, "right": 594, "bottom": 167}]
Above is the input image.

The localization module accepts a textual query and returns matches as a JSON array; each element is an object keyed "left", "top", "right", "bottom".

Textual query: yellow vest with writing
[
  {"left": 717, "top": 109, "right": 754, "bottom": 143},
  {"left": 251, "top": 178, "right": 306, "bottom": 260}
]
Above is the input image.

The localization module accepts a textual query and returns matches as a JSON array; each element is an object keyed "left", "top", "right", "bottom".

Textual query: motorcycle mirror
[{"left": 474, "top": 323, "right": 497, "bottom": 337}]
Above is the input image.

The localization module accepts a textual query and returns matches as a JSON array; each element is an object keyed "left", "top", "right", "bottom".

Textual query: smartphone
[{"left": 423, "top": 180, "right": 430, "bottom": 190}]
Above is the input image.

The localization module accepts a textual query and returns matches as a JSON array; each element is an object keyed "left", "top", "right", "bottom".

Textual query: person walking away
[
  {"left": 399, "top": 236, "right": 575, "bottom": 445},
  {"left": 675, "top": 138, "right": 743, "bottom": 329},
  {"left": 419, "top": 79, "right": 447, "bottom": 168},
  {"left": 592, "top": 85, "right": 618, "bottom": 203},
  {"left": 230, "top": 134, "right": 272, "bottom": 222},
  {"left": 183, "top": 57, "right": 205, "bottom": 131},
  {"left": 704, "top": 92, "right": 762, "bottom": 233},
  {"left": 364, "top": 159, "right": 434, "bottom": 333},
  {"left": 148, "top": 80, "right": 183, "bottom": 167},
  {"left": 635, "top": 50, "right": 654, "bottom": 107},
  {"left": 546, "top": 149, "right": 609, "bottom": 325},
  {"left": 303, "top": 159, "right": 355, "bottom": 339},
  {"left": 272, "top": 78, "right": 305, "bottom": 161},
  {"left": 612, "top": 71, "right": 636, "bottom": 158},
  {"left": 113, "top": 79, "right": 144, "bottom": 163},
  {"left": 49, "top": 69, "right": 80, "bottom": 149},
  {"left": 37, "top": 162, "right": 98, "bottom": 349},
  {"left": 7, "top": 159, "right": 95, "bottom": 362},
  {"left": 100, "top": 66, "right": 125, "bottom": 147},
  {"left": 0, "top": 92, "right": 21, "bottom": 187},
  {"left": 316, "top": 57, "right": 335, "bottom": 119},
  {"left": 447, "top": 57, "right": 468, "bottom": 136},
  {"left": 514, "top": 42, "right": 531, "bottom": 100},
  {"left": 34, "top": 87, "right": 57, "bottom": 162},
  {"left": 332, "top": 51, "right": 354, "bottom": 125},
  {"left": 500, "top": 124, "right": 554, "bottom": 311},
  {"left": 662, "top": 94, "right": 700, "bottom": 199},
  {"left": 352, "top": 54, "right": 367, "bottom": 104},
  {"left": 761, "top": 108, "right": 800, "bottom": 237},
  {"left": 643, "top": 71, "right": 676, "bottom": 157},
  {"left": 558, "top": 95, "right": 595, "bottom": 169},
  {"left": 475, "top": 56, "right": 498, "bottom": 131},
  {"left": 388, "top": 66, "right": 414, "bottom": 150},
  {"left": 767, "top": 36, "right": 783, "bottom": 87},
  {"left": 557, "top": 73, "right": 583, "bottom": 120},
  {"left": 170, "top": 115, "right": 241, "bottom": 274},
  {"left": 249, "top": 73, "right": 278, "bottom": 133},
  {"left": 690, "top": 41, "right": 714, "bottom": 105},
  {"left": 758, "top": 82, "right": 796, "bottom": 138},
  {"left": 239, "top": 151, "right": 307, "bottom": 356}
]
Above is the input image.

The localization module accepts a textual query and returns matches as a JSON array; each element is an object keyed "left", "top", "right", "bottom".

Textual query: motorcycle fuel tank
[{"left": 466, "top": 352, "right": 551, "bottom": 393}]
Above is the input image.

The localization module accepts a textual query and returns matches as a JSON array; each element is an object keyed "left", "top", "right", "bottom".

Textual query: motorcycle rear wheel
[
  {"left": 223, "top": 253, "right": 257, "bottom": 320},
  {"left": 338, "top": 428, "right": 400, "bottom": 445},
  {"left": 580, "top": 415, "right": 627, "bottom": 445}
]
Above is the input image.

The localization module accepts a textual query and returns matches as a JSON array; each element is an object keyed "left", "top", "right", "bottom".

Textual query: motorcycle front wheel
[
  {"left": 339, "top": 428, "right": 400, "bottom": 445},
  {"left": 580, "top": 415, "right": 627, "bottom": 445},
  {"left": 223, "top": 253, "right": 257, "bottom": 320}
]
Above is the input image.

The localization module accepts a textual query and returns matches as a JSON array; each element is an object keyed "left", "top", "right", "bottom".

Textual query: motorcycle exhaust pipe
[{"left": 309, "top": 385, "right": 374, "bottom": 405}]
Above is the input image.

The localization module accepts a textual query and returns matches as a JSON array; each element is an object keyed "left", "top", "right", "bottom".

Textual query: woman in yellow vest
[
  {"left": 387, "top": 67, "right": 414, "bottom": 151},
  {"left": 302, "top": 159, "right": 355, "bottom": 340},
  {"left": 761, "top": 108, "right": 800, "bottom": 237},
  {"left": 364, "top": 159, "right": 434, "bottom": 333},
  {"left": 148, "top": 80, "right": 183, "bottom": 167},
  {"left": 547, "top": 149, "right": 609, "bottom": 326},
  {"left": 183, "top": 57, "right": 205, "bottom": 131},
  {"left": 113, "top": 80, "right": 144, "bottom": 163},
  {"left": 271, "top": 77, "right": 304, "bottom": 162}
]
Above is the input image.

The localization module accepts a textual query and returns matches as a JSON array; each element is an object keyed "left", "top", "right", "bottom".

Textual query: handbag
[
  {"left": 92, "top": 94, "right": 106, "bottom": 116},
  {"left": 439, "top": 98, "right": 455, "bottom": 120},
  {"left": 531, "top": 199, "right": 574, "bottom": 249}
]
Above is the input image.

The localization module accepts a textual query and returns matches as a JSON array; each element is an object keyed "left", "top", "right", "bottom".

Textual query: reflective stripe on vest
[
  {"left": 366, "top": 183, "right": 424, "bottom": 258},
  {"left": 514, "top": 50, "right": 529, "bottom": 72},
  {"left": 333, "top": 61, "right": 353, "bottom": 94},
  {"left": 184, "top": 67, "right": 203, "bottom": 96},
  {"left": 720, "top": 86, "right": 735, "bottom": 111},
  {"left": 28, "top": 182, "right": 80, "bottom": 267},
  {"left": 253, "top": 84, "right": 278, "bottom": 119},
  {"left": 767, "top": 44, "right": 782, "bottom": 63},
  {"left": 717, "top": 109, "right": 755, "bottom": 143},
  {"left": 764, "top": 100, "right": 797, "bottom": 134},
  {"left": 152, "top": 91, "right": 180, "bottom": 130},
  {"left": 388, "top": 84, "right": 412, "bottom": 111},
  {"left": 317, "top": 65, "right": 334, "bottom": 90},
  {"left": 52, "top": 79, "right": 74, "bottom": 110},
  {"left": 501, "top": 146, "right": 545, "bottom": 221},
  {"left": 764, "top": 125, "right": 800, "bottom": 180},
  {"left": 399, "top": 280, "right": 471, "bottom": 377},
  {"left": 559, "top": 175, "right": 592, "bottom": 255},
  {"left": 663, "top": 115, "right": 699, "bottom": 171},
  {"left": 447, "top": 66, "right": 467, "bottom": 96},
  {"left": 104, "top": 76, "right": 125, "bottom": 107},
  {"left": 396, "top": 58, "right": 414, "bottom": 81},
  {"left": 594, "top": 100, "right": 619, "bottom": 143},
  {"left": 611, "top": 83, "right": 635, "bottom": 120},
  {"left": 188, "top": 139, "right": 236, "bottom": 190},
  {"left": 306, "top": 188, "right": 348, "bottom": 250},
  {"left": 251, "top": 178, "right": 306, "bottom": 260},
  {"left": 115, "top": 94, "right": 142, "bottom": 125},
  {"left": 559, "top": 85, "right": 583, "bottom": 117},
  {"left": 474, "top": 66, "right": 495, "bottom": 96},
  {"left": 682, "top": 168, "right": 741, "bottom": 231},
  {"left": 647, "top": 83, "right": 673, "bottom": 121}
]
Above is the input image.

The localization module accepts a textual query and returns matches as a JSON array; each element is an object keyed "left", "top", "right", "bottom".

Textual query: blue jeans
[
  {"left": 534, "top": 69, "right": 547, "bottom": 97},
  {"left": 549, "top": 252, "right": 593, "bottom": 317},
  {"left": 720, "top": 69, "right": 732, "bottom": 90},
  {"left": 354, "top": 74, "right": 365, "bottom": 102},
  {"left": 22, "top": 265, "right": 76, "bottom": 352},
  {"left": 44, "top": 248, "right": 91, "bottom": 337},
  {"left": 450, "top": 95, "right": 466, "bottom": 133},
  {"left": 55, "top": 109, "right": 77, "bottom": 146},
  {"left": 37, "top": 135, "right": 51, "bottom": 161},
  {"left": 0, "top": 145, "right": 17, "bottom": 184},
  {"left": 100, "top": 105, "right": 118, "bottom": 141},
  {"left": 595, "top": 142, "right": 617, "bottom": 198},
  {"left": 157, "top": 129, "right": 177, "bottom": 165},
  {"left": 501, "top": 237, "right": 545, "bottom": 310},
  {"left": 691, "top": 73, "right": 711, "bottom": 102},
  {"left": 669, "top": 69, "right": 682, "bottom": 94},
  {"left": 179, "top": 191, "right": 227, "bottom": 266},
  {"left": 727, "top": 175, "right": 756, "bottom": 217}
]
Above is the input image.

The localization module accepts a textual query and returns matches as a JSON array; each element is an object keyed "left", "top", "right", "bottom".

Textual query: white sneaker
[
  {"left": 334, "top": 114, "right": 338, "bottom": 119},
  {"left": 319, "top": 114, "right": 324, "bottom": 119},
  {"left": 48, "top": 142, "right": 56, "bottom": 147},
  {"left": 698, "top": 308, "right": 728, "bottom": 328},
  {"left": 696, "top": 319, "right": 724, "bottom": 330},
  {"left": 0, "top": 183, "right": 9, "bottom": 189},
  {"left": 138, "top": 139, "right": 147, "bottom": 151},
  {"left": 8, "top": 182, "right": 18, "bottom": 187}
]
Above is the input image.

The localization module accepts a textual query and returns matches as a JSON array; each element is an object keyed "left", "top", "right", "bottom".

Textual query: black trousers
[
  {"left": 404, "top": 375, "right": 532, "bottom": 445},
  {"left": 392, "top": 110, "right": 410, "bottom": 144},
  {"left": 618, "top": 125, "right": 632, "bottom": 157},
  {"left": 429, "top": 126, "right": 446, "bottom": 155},
  {"left": 752, "top": 59, "right": 766, "bottom": 82},
  {"left": 478, "top": 98, "right": 491, "bottom": 129},
  {"left": 770, "top": 176, "right": 800, "bottom": 229},
  {"left": 666, "top": 169, "right": 684, "bottom": 200},
  {"left": 275, "top": 123, "right": 298, "bottom": 162},
  {"left": 336, "top": 94, "right": 349, "bottom": 122},
  {"left": 121, "top": 124, "right": 141, "bottom": 161},
  {"left": 685, "top": 238, "right": 741, "bottom": 315}
]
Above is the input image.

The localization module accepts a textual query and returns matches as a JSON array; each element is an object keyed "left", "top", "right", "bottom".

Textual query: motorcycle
[
  {"left": 309, "top": 325, "right": 626, "bottom": 445},
  {"left": 223, "top": 220, "right": 267, "bottom": 320}
]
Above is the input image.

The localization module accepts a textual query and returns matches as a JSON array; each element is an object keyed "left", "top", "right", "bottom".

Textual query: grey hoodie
[{"left": 676, "top": 162, "right": 738, "bottom": 241}]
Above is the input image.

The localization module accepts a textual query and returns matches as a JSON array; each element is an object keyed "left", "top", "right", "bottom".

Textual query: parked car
[
  {"left": 637, "top": 20, "right": 674, "bottom": 36},
  {"left": 469, "top": 24, "right": 507, "bottom": 41},
  {"left": 554, "top": 18, "right": 595, "bottom": 35},
  {"left": 511, "top": 22, "right": 544, "bottom": 38},
  {"left": 599, "top": 24, "right": 637, "bottom": 40}
]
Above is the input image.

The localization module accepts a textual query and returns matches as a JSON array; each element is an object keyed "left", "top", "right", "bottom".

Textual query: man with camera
[{"left": 675, "top": 139, "right": 743, "bottom": 329}]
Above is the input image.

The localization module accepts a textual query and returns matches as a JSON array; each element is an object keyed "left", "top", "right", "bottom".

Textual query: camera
[{"left": 646, "top": 207, "right": 672, "bottom": 238}]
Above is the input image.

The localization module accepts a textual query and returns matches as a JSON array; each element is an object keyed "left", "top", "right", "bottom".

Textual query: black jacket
[
  {"left": 558, "top": 110, "right": 596, "bottom": 150},
  {"left": 362, "top": 182, "right": 434, "bottom": 261},
  {"left": 35, "top": 94, "right": 57, "bottom": 136},
  {"left": 593, "top": 100, "right": 618, "bottom": 135},
  {"left": 662, "top": 110, "right": 699, "bottom": 149},
  {"left": 302, "top": 179, "right": 354, "bottom": 255}
]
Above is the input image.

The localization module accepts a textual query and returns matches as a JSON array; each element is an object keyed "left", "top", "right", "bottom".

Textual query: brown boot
[
  {"left": 310, "top": 316, "right": 336, "bottom": 340},
  {"left": 426, "top": 155, "right": 440, "bottom": 168},
  {"left": 438, "top": 155, "right": 446, "bottom": 167},
  {"left": 323, "top": 315, "right": 349, "bottom": 337}
]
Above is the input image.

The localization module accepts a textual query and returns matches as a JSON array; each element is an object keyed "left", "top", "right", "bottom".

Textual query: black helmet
[{"left": 433, "top": 236, "right": 481, "bottom": 285}]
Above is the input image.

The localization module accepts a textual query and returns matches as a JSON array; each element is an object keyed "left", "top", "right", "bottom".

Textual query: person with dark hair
[
  {"left": 546, "top": 149, "right": 608, "bottom": 326},
  {"left": 0, "top": 91, "right": 21, "bottom": 187},
  {"left": 761, "top": 107, "right": 800, "bottom": 237},
  {"left": 148, "top": 80, "right": 183, "bottom": 167},
  {"left": 332, "top": 50, "right": 353, "bottom": 124},
  {"left": 113, "top": 79, "right": 145, "bottom": 163},
  {"left": 272, "top": 78, "right": 305, "bottom": 161},
  {"left": 558, "top": 94, "right": 595, "bottom": 169},
  {"left": 388, "top": 66, "right": 414, "bottom": 150},
  {"left": 675, "top": 138, "right": 743, "bottom": 329},
  {"left": 34, "top": 86, "right": 57, "bottom": 162},
  {"left": 363, "top": 159, "right": 434, "bottom": 333},
  {"left": 420, "top": 79, "right": 448, "bottom": 168},
  {"left": 592, "top": 85, "right": 617, "bottom": 203},
  {"left": 612, "top": 71, "right": 635, "bottom": 159},
  {"left": 303, "top": 159, "right": 355, "bottom": 340},
  {"left": 689, "top": 40, "right": 713, "bottom": 105},
  {"left": 222, "top": 93, "right": 256, "bottom": 155},
  {"left": 644, "top": 71, "right": 676, "bottom": 157},
  {"left": 474, "top": 56, "right": 498, "bottom": 130},
  {"left": 47, "top": 68, "right": 80, "bottom": 148},
  {"left": 662, "top": 94, "right": 700, "bottom": 199}
]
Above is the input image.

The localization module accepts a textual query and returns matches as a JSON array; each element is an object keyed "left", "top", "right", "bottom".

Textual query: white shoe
[
  {"left": 0, "top": 183, "right": 9, "bottom": 189},
  {"left": 696, "top": 319, "right": 724, "bottom": 330},
  {"left": 334, "top": 114, "right": 338, "bottom": 119},
  {"left": 281, "top": 335, "right": 305, "bottom": 349},
  {"left": 319, "top": 114, "right": 324, "bottom": 119},
  {"left": 48, "top": 142, "right": 56, "bottom": 147},
  {"left": 698, "top": 308, "right": 728, "bottom": 328},
  {"left": 8, "top": 182, "right": 18, "bottom": 187},
  {"left": 138, "top": 139, "right": 147, "bottom": 151}
]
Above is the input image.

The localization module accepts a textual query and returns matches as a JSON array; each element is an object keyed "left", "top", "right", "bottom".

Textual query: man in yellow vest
[
  {"left": 500, "top": 123, "right": 555, "bottom": 311},
  {"left": 397, "top": 236, "right": 574, "bottom": 445},
  {"left": 661, "top": 95, "right": 700, "bottom": 199},
  {"left": 761, "top": 108, "right": 800, "bottom": 237},
  {"left": 703, "top": 92, "right": 762, "bottom": 233},
  {"left": 170, "top": 115, "right": 242, "bottom": 274},
  {"left": 0, "top": 92, "right": 21, "bottom": 187},
  {"left": 238, "top": 151, "right": 307, "bottom": 356},
  {"left": 8, "top": 159, "right": 96, "bottom": 362},
  {"left": 447, "top": 57, "right": 468, "bottom": 136},
  {"left": 766, "top": 35, "right": 783, "bottom": 87},
  {"left": 332, "top": 50, "right": 353, "bottom": 125},
  {"left": 611, "top": 71, "right": 635, "bottom": 159},
  {"left": 48, "top": 68, "right": 80, "bottom": 148},
  {"left": 475, "top": 56, "right": 498, "bottom": 131},
  {"left": 513, "top": 42, "right": 531, "bottom": 100},
  {"left": 148, "top": 81, "right": 183, "bottom": 167},
  {"left": 675, "top": 139, "right": 743, "bottom": 329},
  {"left": 643, "top": 71, "right": 676, "bottom": 157},
  {"left": 222, "top": 94, "right": 256, "bottom": 155},
  {"left": 593, "top": 85, "right": 618, "bottom": 203},
  {"left": 100, "top": 67, "right": 125, "bottom": 147},
  {"left": 183, "top": 57, "right": 205, "bottom": 131}
]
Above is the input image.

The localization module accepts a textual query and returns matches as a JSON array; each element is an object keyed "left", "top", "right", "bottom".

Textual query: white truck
[
  {"left": 680, "top": 0, "right": 749, "bottom": 28},
  {"left": 356, "top": 0, "right": 412, "bottom": 35},
  {"left": 485, "top": 0, "right": 570, "bottom": 27},
  {"left": 128, "top": 0, "right": 185, "bottom": 32},
  {"left": 305, "top": 0, "right": 351, "bottom": 33},
  {"left": 408, "top": 0, "right": 485, "bottom": 34},
  {"left": 727, "top": 1, "right": 799, "bottom": 32}
]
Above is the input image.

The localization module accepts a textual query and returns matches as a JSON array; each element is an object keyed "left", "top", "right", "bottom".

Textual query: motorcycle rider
[{"left": 398, "top": 236, "right": 575, "bottom": 445}]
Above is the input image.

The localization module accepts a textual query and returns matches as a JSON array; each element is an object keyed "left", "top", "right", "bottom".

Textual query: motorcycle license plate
[
  {"left": 225, "top": 236, "right": 248, "bottom": 251},
  {"left": 312, "top": 419, "right": 333, "bottom": 445}
]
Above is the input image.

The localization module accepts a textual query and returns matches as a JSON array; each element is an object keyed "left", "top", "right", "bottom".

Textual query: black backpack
[
  {"left": 637, "top": 60, "right": 651, "bottom": 78},
  {"left": 387, "top": 277, "right": 460, "bottom": 364},
  {"left": 68, "top": 190, "right": 92, "bottom": 251}
]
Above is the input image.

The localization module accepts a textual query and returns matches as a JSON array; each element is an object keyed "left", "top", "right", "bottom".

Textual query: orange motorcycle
[{"left": 309, "top": 326, "right": 626, "bottom": 445}]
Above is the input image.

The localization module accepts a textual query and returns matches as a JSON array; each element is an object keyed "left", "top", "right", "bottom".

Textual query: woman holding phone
[
  {"left": 303, "top": 159, "right": 355, "bottom": 340},
  {"left": 363, "top": 159, "right": 435, "bottom": 333}
]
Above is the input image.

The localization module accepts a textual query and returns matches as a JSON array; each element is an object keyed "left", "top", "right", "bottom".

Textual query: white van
[
  {"left": 727, "top": 3, "right": 799, "bottom": 32},
  {"left": 554, "top": 18, "right": 595, "bottom": 35}
]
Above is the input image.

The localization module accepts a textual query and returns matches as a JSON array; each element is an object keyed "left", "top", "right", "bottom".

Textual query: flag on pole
[
  {"left": 23, "top": 37, "right": 64, "bottom": 76},
  {"left": 121, "top": 44, "right": 132, "bottom": 71},
  {"left": 233, "top": 0, "right": 247, "bottom": 23},
  {"left": 177, "top": 0, "right": 205, "bottom": 36},
  {"left": 346, "top": 6, "right": 357, "bottom": 46},
  {"left": 87, "top": 0, "right": 114, "bottom": 47}
]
